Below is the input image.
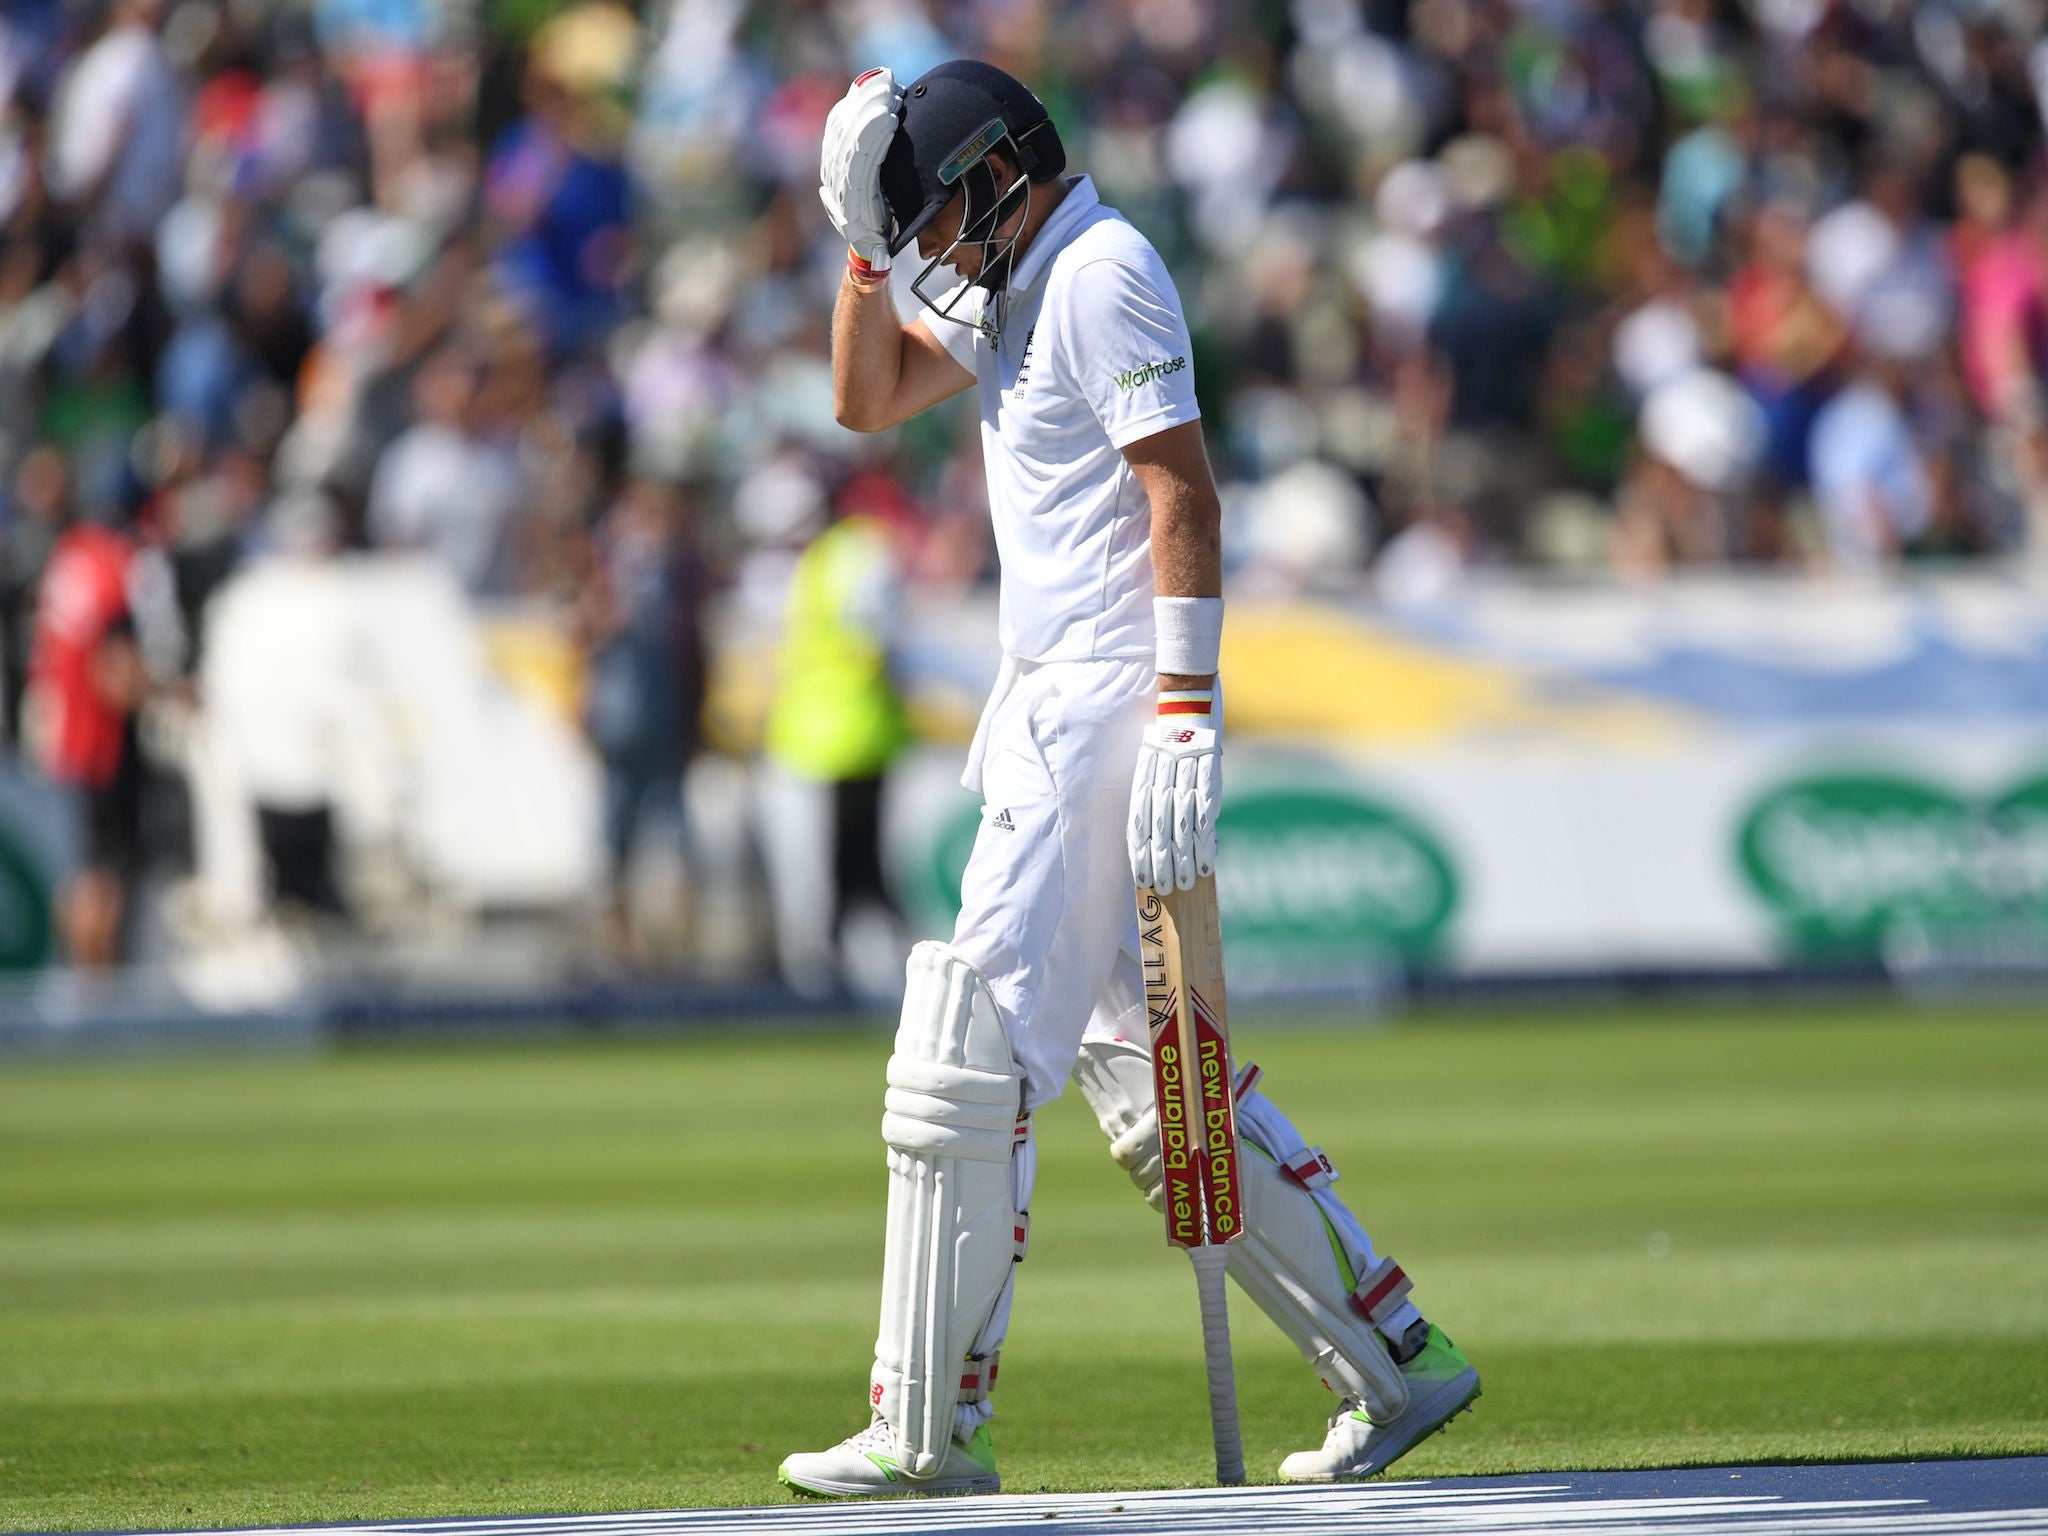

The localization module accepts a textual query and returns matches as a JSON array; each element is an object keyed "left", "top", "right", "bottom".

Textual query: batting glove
[
  {"left": 1130, "top": 687, "right": 1221, "bottom": 894},
  {"left": 819, "top": 67, "right": 903, "bottom": 272}
]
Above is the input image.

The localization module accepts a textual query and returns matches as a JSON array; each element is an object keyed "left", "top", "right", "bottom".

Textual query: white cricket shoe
[
  {"left": 1279, "top": 1324, "right": 1481, "bottom": 1482},
  {"left": 778, "top": 1416, "right": 1000, "bottom": 1498}
]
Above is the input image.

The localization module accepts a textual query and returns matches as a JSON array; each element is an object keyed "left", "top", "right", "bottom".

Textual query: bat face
[
  {"left": 1138, "top": 877, "right": 1251, "bottom": 1485},
  {"left": 1138, "top": 881, "right": 1245, "bottom": 1251},
  {"left": 1187, "top": 983, "right": 1241, "bottom": 1240}
]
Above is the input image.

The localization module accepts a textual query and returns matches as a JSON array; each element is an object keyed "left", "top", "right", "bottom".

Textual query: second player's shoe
[
  {"left": 778, "top": 1417, "right": 1000, "bottom": 1498},
  {"left": 1278, "top": 1324, "right": 1481, "bottom": 1482}
]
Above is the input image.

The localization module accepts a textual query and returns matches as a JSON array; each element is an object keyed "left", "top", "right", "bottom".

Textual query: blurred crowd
[{"left": 1, "top": 0, "right": 2047, "bottom": 966}]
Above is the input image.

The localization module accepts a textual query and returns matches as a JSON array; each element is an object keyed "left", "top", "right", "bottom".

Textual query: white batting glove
[
  {"left": 1129, "top": 686, "right": 1222, "bottom": 894},
  {"left": 819, "top": 67, "right": 903, "bottom": 271}
]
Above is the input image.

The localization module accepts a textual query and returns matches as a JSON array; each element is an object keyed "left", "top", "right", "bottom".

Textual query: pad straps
[
  {"left": 958, "top": 1351, "right": 1000, "bottom": 1407},
  {"left": 1280, "top": 1145, "right": 1339, "bottom": 1191},
  {"left": 1350, "top": 1255, "right": 1413, "bottom": 1328}
]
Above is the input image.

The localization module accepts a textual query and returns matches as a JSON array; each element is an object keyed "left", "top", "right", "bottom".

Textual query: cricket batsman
[{"left": 778, "top": 59, "right": 1480, "bottom": 1497}]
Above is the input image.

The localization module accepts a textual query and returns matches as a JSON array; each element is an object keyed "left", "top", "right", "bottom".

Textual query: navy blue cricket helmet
[{"left": 878, "top": 59, "right": 1067, "bottom": 262}]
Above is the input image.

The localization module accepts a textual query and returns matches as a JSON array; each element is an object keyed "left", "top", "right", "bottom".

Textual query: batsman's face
[
  {"left": 916, "top": 153, "right": 1024, "bottom": 281},
  {"left": 918, "top": 192, "right": 981, "bottom": 279}
]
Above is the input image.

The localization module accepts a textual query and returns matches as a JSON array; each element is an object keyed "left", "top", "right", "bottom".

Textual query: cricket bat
[{"left": 1137, "top": 876, "right": 1247, "bottom": 1486}]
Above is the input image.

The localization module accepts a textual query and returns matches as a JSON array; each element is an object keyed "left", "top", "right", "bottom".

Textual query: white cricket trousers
[{"left": 949, "top": 654, "right": 1155, "bottom": 1111}]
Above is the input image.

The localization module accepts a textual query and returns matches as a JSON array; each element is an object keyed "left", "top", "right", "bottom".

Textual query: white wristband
[{"left": 1155, "top": 596, "right": 1224, "bottom": 676}]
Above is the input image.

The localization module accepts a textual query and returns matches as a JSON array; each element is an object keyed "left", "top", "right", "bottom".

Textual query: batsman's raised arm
[
  {"left": 818, "top": 67, "right": 972, "bottom": 433},
  {"left": 830, "top": 297, "right": 972, "bottom": 434}
]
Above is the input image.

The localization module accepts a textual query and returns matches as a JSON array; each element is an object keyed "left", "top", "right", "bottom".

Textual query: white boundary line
[{"left": 106, "top": 1478, "right": 2048, "bottom": 1536}]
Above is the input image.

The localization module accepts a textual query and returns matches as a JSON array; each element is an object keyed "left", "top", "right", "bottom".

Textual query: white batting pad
[
  {"left": 1071, "top": 1039, "right": 1410, "bottom": 1422},
  {"left": 872, "top": 942, "right": 1026, "bottom": 1475}
]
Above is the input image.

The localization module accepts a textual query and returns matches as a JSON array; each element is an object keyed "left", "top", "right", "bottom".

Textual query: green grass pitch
[{"left": 3, "top": 1002, "right": 2046, "bottom": 1532}]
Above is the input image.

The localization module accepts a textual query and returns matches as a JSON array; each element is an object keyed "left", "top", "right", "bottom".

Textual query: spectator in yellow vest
[{"left": 761, "top": 507, "right": 909, "bottom": 996}]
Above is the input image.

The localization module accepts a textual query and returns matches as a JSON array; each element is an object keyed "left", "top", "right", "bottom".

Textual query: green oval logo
[
  {"left": 1737, "top": 771, "right": 2048, "bottom": 954},
  {"left": 1214, "top": 788, "right": 1457, "bottom": 958}
]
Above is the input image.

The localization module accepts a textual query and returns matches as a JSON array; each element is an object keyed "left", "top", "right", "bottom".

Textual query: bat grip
[{"left": 1187, "top": 1243, "right": 1245, "bottom": 1485}]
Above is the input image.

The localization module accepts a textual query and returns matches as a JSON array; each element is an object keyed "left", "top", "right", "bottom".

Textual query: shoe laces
[
  {"left": 844, "top": 1415, "right": 897, "bottom": 1454},
  {"left": 1325, "top": 1398, "right": 1367, "bottom": 1443}
]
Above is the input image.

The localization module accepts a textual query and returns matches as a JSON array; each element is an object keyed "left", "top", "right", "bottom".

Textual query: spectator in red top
[
  {"left": 25, "top": 505, "right": 147, "bottom": 969},
  {"left": 1726, "top": 200, "right": 1849, "bottom": 489}
]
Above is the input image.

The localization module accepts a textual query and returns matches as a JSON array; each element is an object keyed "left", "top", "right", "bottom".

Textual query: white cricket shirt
[{"left": 924, "top": 176, "right": 1201, "bottom": 663}]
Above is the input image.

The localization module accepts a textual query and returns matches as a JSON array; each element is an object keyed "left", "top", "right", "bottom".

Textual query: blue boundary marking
[{"left": 62, "top": 1456, "right": 2048, "bottom": 1536}]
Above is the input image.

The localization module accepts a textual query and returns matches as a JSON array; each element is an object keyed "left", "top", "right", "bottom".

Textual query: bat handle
[{"left": 1187, "top": 1243, "right": 1245, "bottom": 1485}]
